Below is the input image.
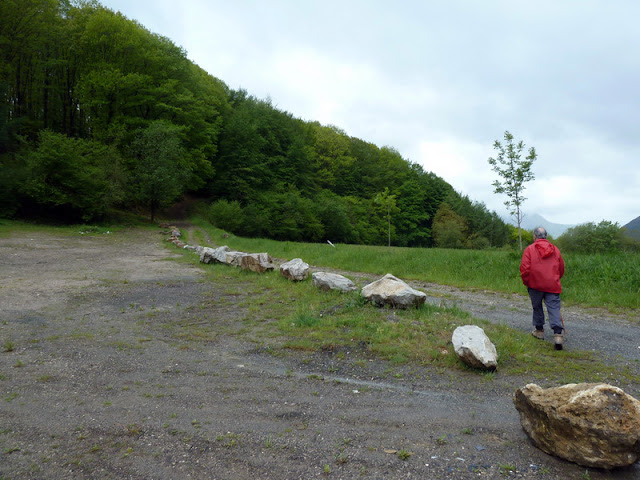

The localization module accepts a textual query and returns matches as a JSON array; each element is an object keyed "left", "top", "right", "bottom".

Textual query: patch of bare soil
[{"left": 1, "top": 227, "right": 639, "bottom": 479}]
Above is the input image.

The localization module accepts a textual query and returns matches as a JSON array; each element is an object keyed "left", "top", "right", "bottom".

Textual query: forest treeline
[{"left": 0, "top": 0, "right": 511, "bottom": 248}]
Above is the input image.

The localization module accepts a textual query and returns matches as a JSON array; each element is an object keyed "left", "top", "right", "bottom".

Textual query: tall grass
[
  {"left": 193, "top": 218, "right": 640, "bottom": 311},
  {"left": 565, "top": 253, "right": 640, "bottom": 310}
]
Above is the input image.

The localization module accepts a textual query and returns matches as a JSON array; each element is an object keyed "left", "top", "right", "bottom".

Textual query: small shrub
[
  {"left": 3, "top": 340, "right": 14, "bottom": 352},
  {"left": 397, "top": 448, "right": 413, "bottom": 460},
  {"left": 208, "top": 199, "right": 245, "bottom": 234},
  {"left": 557, "top": 221, "right": 626, "bottom": 254},
  {"left": 436, "top": 434, "right": 448, "bottom": 445}
]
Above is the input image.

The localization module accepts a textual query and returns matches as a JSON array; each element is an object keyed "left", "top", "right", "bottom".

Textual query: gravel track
[{"left": 1, "top": 226, "right": 639, "bottom": 479}]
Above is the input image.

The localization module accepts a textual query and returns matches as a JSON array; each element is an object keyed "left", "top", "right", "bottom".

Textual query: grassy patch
[
  {"left": 189, "top": 218, "right": 640, "bottom": 311},
  {"left": 166, "top": 236, "right": 638, "bottom": 386},
  {"left": 0, "top": 219, "right": 122, "bottom": 237}
]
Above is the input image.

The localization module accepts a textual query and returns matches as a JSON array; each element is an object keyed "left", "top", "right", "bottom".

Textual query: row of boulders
[
  {"left": 198, "top": 242, "right": 428, "bottom": 306},
  {"left": 199, "top": 245, "right": 275, "bottom": 273},
  {"left": 279, "top": 258, "right": 359, "bottom": 293},
  {"left": 165, "top": 227, "right": 426, "bottom": 305},
  {"left": 162, "top": 226, "right": 640, "bottom": 470},
  {"left": 162, "top": 224, "right": 186, "bottom": 249}
]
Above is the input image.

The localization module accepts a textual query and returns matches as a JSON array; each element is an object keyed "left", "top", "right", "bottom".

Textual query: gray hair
[{"left": 533, "top": 227, "right": 548, "bottom": 239}]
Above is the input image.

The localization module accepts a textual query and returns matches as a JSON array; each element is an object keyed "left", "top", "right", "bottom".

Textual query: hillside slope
[
  {"left": 502, "top": 213, "right": 575, "bottom": 238},
  {"left": 624, "top": 215, "right": 640, "bottom": 240}
]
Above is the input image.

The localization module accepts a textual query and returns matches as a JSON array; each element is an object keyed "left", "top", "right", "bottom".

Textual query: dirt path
[{"left": 1, "top": 227, "right": 639, "bottom": 479}]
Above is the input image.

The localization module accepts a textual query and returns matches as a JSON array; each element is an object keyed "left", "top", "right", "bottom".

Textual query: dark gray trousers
[{"left": 527, "top": 287, "right": 563, "bottom": 334}]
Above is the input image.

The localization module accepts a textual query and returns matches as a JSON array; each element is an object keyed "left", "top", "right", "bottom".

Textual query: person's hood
[{"left": 534, "top": 239, "right": 555, "bottom": 258}]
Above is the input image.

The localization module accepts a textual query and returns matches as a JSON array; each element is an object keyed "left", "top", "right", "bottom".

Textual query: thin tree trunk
[{"left": 388, "top": 207, "right": 391, "bottom": 247}]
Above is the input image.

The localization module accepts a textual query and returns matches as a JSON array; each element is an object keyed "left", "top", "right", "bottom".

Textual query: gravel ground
[{"left": 1, "top": 226, "right": 639, "bottom": 480}]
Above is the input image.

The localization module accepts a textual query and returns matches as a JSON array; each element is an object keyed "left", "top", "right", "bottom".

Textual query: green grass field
[
  {"left": 5, "top": 217, "right": 637, "bottom": 311},
  {"left": 191, "top": 218, "right": 640, "bottom": 311},
  {"left": 179, "top": 222, "right": 640, "bottom": 390}
]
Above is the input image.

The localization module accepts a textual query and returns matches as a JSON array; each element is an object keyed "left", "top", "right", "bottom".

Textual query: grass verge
[
  {"left": 189, "top": 218, "right": 640, "bottom": 311},
  {"left": 169, "top": 233, "right": 640, "bottom": 391}
]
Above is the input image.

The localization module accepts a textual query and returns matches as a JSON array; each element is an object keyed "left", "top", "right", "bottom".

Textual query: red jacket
[{"left": 520, "top": 239, "right": 565, "bottom": 293}]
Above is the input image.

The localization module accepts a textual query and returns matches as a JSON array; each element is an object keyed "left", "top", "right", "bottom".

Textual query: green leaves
[
  {"left": 488, "top": 130, "right": 537, "bottom": 249},
  {"left": 488, "top": 131, "right": 536, "bottom": 207},
  {"left": 1, "top": 0, "right": 515, "bottom": 247},
  {"left": 557, "top": 220, "right": 626, "bottom": 254},
  {"left": 21, "top": 130, "right": 121, "bottom": 220},
  {"left": 432, "top": 203, "right": 469, "bottom": 249},
  {"left": 129, "top": 121, "right": 188, "bottom": 221}
]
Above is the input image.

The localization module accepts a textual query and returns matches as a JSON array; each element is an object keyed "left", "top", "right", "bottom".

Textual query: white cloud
[
  {"left": 416, "top": 139, "right": 499, "bottom": 209},
  {"left": 267, "top": 48, "right": 380, "bottom": 124},
  {"left": 417, "top": 140, "right": 488, "bottom": 186}
]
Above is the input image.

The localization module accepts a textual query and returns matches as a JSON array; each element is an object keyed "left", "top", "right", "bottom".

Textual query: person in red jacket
[{"left": 520, "top": 226, "right": 566, "bottom": 349}]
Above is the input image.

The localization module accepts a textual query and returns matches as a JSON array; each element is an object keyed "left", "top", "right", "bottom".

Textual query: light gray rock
[
  {"left": 199, "top": 246, "right": 215, "bottom": 263},
  {"left": 199, "top": 246, "right": 274, "bottom": 273},
  {"left": 452, "top": 325, "right": 498, "bottom": 370},
  {"left": 360, "top": 273, "right": 426, "bottom": 308},
  {"left": 312, "top": 272, "right": 357, "bottom": 292},
  {"left": 222, "top": 250, "right": 246, "bottom": 267},
  {"left": 238, "top": 252, "right": 275, "bottom": 273},
  {"left": 199, "top": 246, "right": 230, "bottom": 264},
  {"left": 224, "top": 250, "right": 249, "bottom": 265},
  {"left": 514, "top": 383, "right": 640, "bottom": 469},
  {"left": 280, "top": 258, "right": 310, "bottom": 281},
  {"left": 208, "top": 248, "right": 247, "bottom": 266}
]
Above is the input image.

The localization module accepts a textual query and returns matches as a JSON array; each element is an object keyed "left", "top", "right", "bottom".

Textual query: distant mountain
[
  {"left": 501, "top": 213, "right": 575, "bottom": 238},
  {"left": 623, "top": 216, "right": 640, "bottom": 241}
]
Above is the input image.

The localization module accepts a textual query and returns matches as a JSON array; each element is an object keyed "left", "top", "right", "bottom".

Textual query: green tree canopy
[
  {"left": 556, "top": 221, "right": 628, "bottom": 254},
  {"left": 432, "top": 203, "right": 469, "bottom": 249},
  {"left": 129, "top": 121, "right": 188, "bottom": 221},
  {"left": 488, "top": 131, "right": 537, "bottom": 250},
  {"left": 21, "top": 130, "right": 121, "bottom": 221},
  {"left": 0, "top": 0, "right": 510, "bottom": 247}
]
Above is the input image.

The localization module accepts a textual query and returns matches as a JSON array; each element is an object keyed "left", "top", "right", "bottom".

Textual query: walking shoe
[
  {"left": 554, "top": 334, "right": 564, "bottom": 350},
  {"left": 532, "top": 329, "right": 544, "bottom": 340}
]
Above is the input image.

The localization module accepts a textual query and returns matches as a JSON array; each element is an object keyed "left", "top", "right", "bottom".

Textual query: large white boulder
[
  {"left": 199, "top": 245, "right": 230, "bottom": 264},
  {"left": 280, "top": 258, "right": 310, "bottom": 281},
  {"left": 451, "top": 325, "right": 498, "bottom": 370},
  {"left": 360, "top": 273, "right": 426, "bottom": 308},
  {"left": 514, "top": 383, "right": 640, "bottom": 469},
  {"left": 312, "top": 272, "right": 357, "bottom": 292}
]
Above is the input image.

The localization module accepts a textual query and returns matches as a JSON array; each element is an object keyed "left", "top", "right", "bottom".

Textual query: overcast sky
[{"left": 99, "top": 0, "right": 639, "bottom": 227}]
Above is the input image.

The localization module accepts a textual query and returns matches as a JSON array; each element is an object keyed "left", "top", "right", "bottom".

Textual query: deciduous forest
[{"left": 0, "top": 0, "right": 511, "bottom": 248}]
